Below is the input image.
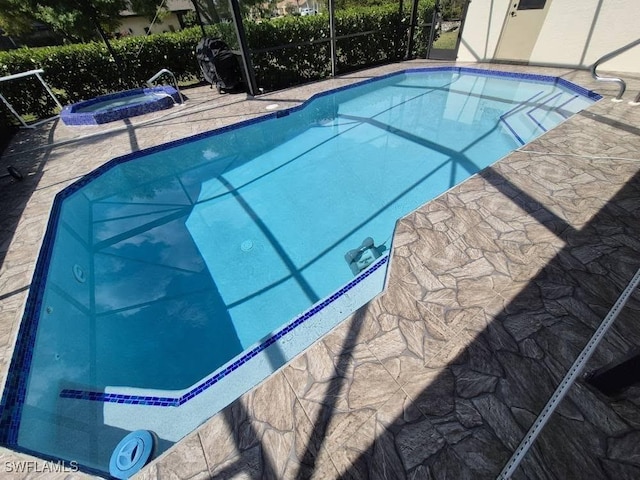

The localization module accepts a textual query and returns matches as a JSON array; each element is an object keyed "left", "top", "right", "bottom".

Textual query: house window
[{"left": 517, "top": 0, "right": 546, "bottom": 10}]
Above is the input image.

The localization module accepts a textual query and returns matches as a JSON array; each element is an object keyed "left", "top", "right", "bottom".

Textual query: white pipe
[
  {"left": 0, "top": 69, "right": 63, "bottom": 127},
  {"left": 0, "top": 69, "right": 45, "bottom": 83}
]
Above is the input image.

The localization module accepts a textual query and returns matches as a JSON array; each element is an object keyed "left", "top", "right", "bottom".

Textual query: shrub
[
  {"left": 246, "top": 2, "right": 435, "bottom": 91},
  {"left": 0, "top": 1, "right": 435, "bottom": 122},
  {"left": 246, "top": 14, "right": 333, "bottom": 90},
  {"left": 0, "top": 26, "right": 231, "bottom": 121},
  {"left": 0, "top": 105, "right": 18, "bottom": 150}
]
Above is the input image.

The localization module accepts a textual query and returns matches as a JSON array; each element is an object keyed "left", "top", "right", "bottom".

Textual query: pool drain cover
[{"left": 109, "top": 430, "right": 155, "bottom": 479}]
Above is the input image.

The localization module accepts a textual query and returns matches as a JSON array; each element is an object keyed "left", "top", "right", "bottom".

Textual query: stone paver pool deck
[{"left": 1, "top": 61, "right": 640, "bottom": 479}]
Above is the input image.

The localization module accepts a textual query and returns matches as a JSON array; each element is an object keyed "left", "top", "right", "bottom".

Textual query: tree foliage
[
  {"left": 0, "top": 0, "right": 438, "bottom": 124},
  {"left": 0, "top": 0, "right": 120, "bottom": 41},
  {"left": 332, "top": 0, "right": 397, "bottom": 10},
  {"left": 0, "top": 0, "right": 35, "bottom": 37},
  {"left": 194, "top": 0, "right": 229, "bottom": 23},
  {"left": 0, "top": 0, "right": 178, "bottom": 42},
  {"left": 128, "top": 0, "right": 178, "bottom": 24}
]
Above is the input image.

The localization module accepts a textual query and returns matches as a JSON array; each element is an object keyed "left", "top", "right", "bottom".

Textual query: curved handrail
[
  {"left": 146, "top": 68, "right": 185, "bottom": 105},
  {"left": 590, "top": 38, "right": 640, "bottom": 101}
]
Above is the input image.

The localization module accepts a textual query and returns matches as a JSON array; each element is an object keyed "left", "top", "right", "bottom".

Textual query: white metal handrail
[
  {"left": 0, "top": 69, "right": 63, "bottom": 128},
  {"left": 146, "top": 68, "right": 184, "bottom": 105},
  {"left": 590, "top": 38, "right": 640, "bottom": 103}
]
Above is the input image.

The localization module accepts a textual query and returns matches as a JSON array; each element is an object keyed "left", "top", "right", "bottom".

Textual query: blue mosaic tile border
[
  {"left": 0, "top": 65, "right": 601, "bottom": 447},
  {"left": 59, "top": 255, "right": 389, "bottom": 406},
  {"left": 439, "top": 66, "right": 603, "bottom": 100},
  {"left": 60, "top": 85, "right": 181, "bottom": 126},
  {"left": 0, "top": 185, "right": 65, "bottom": 445}
]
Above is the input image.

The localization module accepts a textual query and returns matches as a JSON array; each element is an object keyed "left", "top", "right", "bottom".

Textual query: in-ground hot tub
[{"left": 60, "top": 85, "right": 181, "bottom": 125}]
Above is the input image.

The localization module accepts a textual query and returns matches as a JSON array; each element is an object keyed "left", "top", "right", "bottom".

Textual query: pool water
[{"left": 1, "top": 68, "right": 599, "bottom": 474}]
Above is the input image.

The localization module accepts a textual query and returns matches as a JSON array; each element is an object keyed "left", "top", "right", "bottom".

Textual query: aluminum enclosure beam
[{"left": 228, "top": 0, "right": 259, "bottom": 96}]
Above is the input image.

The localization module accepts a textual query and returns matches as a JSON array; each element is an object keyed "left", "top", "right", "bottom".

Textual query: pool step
[{"left": 500, "top": 91, "right": 583, "bottom": 145}]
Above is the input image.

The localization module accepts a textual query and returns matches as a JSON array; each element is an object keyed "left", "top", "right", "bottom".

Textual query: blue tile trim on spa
[
  {"left": 60, "top": 85, "right": 181, "bottom": 125},
  {"left": 0, "top": 66, "right": 602, "bottom": 447},
  {"left": 58, "top": 254, "right": 389, "bottom": 407}
]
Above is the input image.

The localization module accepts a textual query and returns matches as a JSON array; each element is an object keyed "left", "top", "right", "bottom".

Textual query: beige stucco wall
[
  {"left": 529, "top": 0, "right": 640, "bottom": 73},
  {"left": 458, "top": 0, "right": 640, "bottom": 74},
  {"left": 166, "top": 0, "right": 195, "bottom": 10},
  {"left": 457, "top": 0, "right": 510, "bottom": 62}
]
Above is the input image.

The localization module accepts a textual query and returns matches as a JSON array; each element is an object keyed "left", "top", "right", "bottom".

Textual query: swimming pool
[{"left": 0, "top": 67, "right": 600, "bottom": 475}]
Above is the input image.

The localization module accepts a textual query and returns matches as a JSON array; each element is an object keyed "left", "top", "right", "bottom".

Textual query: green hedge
[
  {"left": 245, "top": 2, "right": 435, "bottom": 91},
  {"left": 0, "top": 1, "right": 434, "bottom": 123},
  {"left": 0, "top": 106, "right": 18, "bottom": 153},
  {"left": 0, "top": 26, "right": 227, "bottom": 122}
]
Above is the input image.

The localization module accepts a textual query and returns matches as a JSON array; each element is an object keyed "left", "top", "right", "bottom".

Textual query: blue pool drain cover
[{"left": 109, "top": 430, "right": 155, "bottom": 479}]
